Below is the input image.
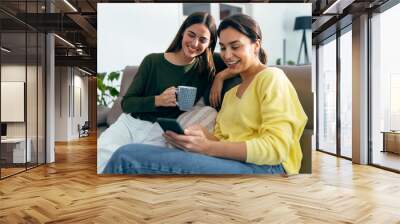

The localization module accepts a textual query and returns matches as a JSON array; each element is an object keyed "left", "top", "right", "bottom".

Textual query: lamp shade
[{"left": 294, "top": 16, "right": 311, "bottom": 30}]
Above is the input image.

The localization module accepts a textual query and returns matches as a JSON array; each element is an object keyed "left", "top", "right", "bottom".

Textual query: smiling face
[
  {"left": 181, "top": 24, "right": 211, "bottom": 59},
  {"left": 219, "top": 27, "right": 260, "bottom": 74}
]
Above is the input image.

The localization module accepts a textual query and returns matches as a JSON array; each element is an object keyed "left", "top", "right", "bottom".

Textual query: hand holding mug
[{"left": 155, "top": 86, "right": 177, "bottom": 107}]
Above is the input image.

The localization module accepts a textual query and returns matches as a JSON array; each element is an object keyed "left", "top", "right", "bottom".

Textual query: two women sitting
[{"left": 98, "top": 12, "right": 307, "bottom": 175}]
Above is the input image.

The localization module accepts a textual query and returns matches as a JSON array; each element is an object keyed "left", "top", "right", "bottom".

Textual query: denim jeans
[{"left": 102, "top": 144, "right": 285, "bottom": 175}]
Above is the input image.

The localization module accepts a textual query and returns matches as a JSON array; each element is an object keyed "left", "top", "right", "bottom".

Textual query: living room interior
[{"left": 0, "top": 0, "right": 400, "bottom": 223}]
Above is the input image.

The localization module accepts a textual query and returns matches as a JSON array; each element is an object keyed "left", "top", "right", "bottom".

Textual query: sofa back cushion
[
  {"left": 276, "top": 65, "right": 313, "bottom": 130},
  {"left": 120, "top": 66, "right": 139, "bottom": 97},
  {"left": 276, "top": 65, "right": 313, "bottom": 173}
]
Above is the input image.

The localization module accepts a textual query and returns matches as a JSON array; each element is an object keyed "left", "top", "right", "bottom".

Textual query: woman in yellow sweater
[{"left": 103, "top": 14, "right": 307, "bottom": 175}]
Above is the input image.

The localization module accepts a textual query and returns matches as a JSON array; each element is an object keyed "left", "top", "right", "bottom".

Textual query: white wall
[
  {"left": 250, "top": 3, "right": 312, "bottom": 66},
  {"left": 79, "top": 75, "right": 89, "bottom": 126},
  {"left": 98, "top": 3, "right": 311, "bottom": 74},
  {"left": 1, "top": 64, "right": 46, "bottom": 164},
  {"left": 72, "top": 74, "right": 89, "bottom": 138},
  {"left": 98, "top": 3, "right": 182, "bottom": 73},
  {"left": 1, "top": 65, "right": 36, "bottom": 137},
  {"left": 1, "top": 65, "right": 26, "bottom": 82},
  {"left": 55, "top": 67, "right": 69, "bottom": 141},
  {"left": 1, "top": 65, "right": 26, "bottom": 140},
  {"left": 54, "top": 67, "right": 89, "bottom": 141}
]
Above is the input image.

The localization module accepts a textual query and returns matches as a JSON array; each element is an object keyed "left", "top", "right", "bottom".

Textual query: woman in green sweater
[
  {"left": 98, "top": 12, "right": 232, "bottom": 173},
  {"left": 103, "top": 14, "right": 307, "bottom": 175}
]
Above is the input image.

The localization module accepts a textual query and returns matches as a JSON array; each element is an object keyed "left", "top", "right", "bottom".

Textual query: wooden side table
[{"left": 381, "top": 131, "right": 400, "bottom": 154}]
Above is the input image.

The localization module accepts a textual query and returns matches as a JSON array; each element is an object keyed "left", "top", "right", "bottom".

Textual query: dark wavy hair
[
  {"left": 217, "top": 14, "right": 267, "bottom": 64},
  {"left": 166, "top": 12, "right": 217, "bottom": 78}
]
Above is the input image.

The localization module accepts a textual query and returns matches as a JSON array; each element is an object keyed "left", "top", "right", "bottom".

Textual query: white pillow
[{"left": 177, "top": 106, "right": 217, "bottom": 132}]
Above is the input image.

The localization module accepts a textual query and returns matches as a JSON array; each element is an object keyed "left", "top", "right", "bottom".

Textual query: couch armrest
[
  {"left": 97, "top": 106, "right": 110, "bottom": 126},
  {"left": 299, "top": 129, "right": 313, "bottom": 173}
]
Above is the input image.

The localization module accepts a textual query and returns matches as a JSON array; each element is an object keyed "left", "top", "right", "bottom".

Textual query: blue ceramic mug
[{"left": 176, "top": 86, "right": 197, "bottom": 111}]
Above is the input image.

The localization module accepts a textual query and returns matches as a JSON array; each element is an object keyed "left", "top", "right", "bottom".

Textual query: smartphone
[{"left": 156, "top": 118, "right": 185, "bottom": 134}]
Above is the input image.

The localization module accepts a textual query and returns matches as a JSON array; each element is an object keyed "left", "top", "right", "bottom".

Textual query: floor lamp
[{"left": 294, "top": 16, "right": 311, "bottom": 64}]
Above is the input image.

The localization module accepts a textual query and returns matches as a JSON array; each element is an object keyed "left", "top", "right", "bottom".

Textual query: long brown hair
[
  {"left": 217, "top": 14, "right": 267, "bottom": 64},
  {"left": 166, "top": 12, "right": 217, "bottom": 78}
]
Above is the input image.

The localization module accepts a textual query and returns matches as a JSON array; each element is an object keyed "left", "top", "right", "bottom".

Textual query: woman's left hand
[{"left": 163, "top": 126, "right": 210, "bottom": 154}]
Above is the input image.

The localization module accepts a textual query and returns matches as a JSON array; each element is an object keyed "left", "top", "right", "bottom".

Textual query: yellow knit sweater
[{"left": 213, "top": 68, "right": 307, "bottom": 174}]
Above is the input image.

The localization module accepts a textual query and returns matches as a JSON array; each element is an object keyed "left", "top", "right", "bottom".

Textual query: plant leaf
[
  {"left": 97, "top": 73, "right": 106, "bottom": 82},
  {"left": 108, "top": 71, "right": 120, "bottom": 81},
  {"left": 108, "top": 87, "right": 119, "bottom": 97},
  {"left": 97, "top": 79, "right": 106, "bottom": 92}
]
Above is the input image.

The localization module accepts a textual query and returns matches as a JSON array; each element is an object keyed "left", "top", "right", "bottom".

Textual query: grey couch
[
  {"left": 97, "top": 65, "right": 139, "bottom": 136},
  {"left": 280, "top": 65, "right": 313, "bottom": 173},
  {"left": 97, "top": 65, "right": 314, "bottom": 173}
]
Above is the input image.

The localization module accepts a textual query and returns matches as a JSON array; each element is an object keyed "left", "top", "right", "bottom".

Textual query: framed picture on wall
[{"left": 1, "top": 81, "right": 25, "bottom": 122}]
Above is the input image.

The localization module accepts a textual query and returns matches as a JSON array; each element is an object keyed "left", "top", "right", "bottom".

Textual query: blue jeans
[{"left": 102, "top": 144, "right": 285, "bottom": 175}]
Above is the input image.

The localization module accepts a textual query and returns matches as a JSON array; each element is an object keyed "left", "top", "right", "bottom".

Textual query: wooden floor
[
  {"left": 1, "top": 134, "right": 400, "bottom": 223},
  {"left": 373, "top": 150, "right": 400, "bottom": 171},
  {"left": 1, "top": 163, "right": 44, "bottom": 178},
  {"left": 1, "top": 167, "right": 26, "bottom": 178}
]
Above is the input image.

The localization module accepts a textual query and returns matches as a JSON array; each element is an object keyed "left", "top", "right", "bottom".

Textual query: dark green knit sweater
[{"left": 121, "top": 53, "right": 213, "bottom": 122}]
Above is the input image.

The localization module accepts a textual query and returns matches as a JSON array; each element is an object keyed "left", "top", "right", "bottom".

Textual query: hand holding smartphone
[{"left": 156, "top": 118, "right": 185, "bottom": 135}]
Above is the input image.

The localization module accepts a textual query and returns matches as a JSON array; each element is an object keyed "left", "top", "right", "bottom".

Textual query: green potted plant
[
  {"left": 287, "top": 60, "right": 295, "bottom": 65},
  {"left": 275, "top": 58, "right": 295, "bottom": 66},
  {"left": 97, "top": 71, "right": 121, "bottom": 108}
]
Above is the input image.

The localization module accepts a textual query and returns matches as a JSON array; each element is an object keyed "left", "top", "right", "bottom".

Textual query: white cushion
[{"left": 177, "top": 106, "right": 217, "bottom": 132}]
